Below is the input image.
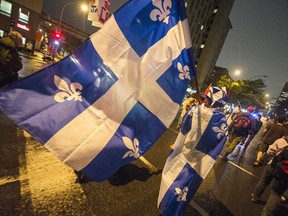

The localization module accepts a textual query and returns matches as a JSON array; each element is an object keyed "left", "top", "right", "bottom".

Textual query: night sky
[
  {"left": 42, "top": 0, "right": 288, "bottom": 98},
  {"left": 217, "top": 0, "right": 288, "bottom": 99}
]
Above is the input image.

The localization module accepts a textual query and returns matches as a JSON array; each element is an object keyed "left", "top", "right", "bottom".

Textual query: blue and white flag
[
  {"left": 158, "top": 105, "right": 228, "bottom": 216},
  {"left": 0, "top": 0, "right": 195, "bottom": 182}
]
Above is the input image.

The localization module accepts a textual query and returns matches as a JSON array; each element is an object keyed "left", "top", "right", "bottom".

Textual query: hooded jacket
[{"left": 0, "top": 36, "right": 22, "bottom": 87}]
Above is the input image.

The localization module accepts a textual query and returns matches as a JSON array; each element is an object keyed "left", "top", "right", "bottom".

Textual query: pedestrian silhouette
[{"left": 0, "top": 31, "right": 23, "bottom": 88}]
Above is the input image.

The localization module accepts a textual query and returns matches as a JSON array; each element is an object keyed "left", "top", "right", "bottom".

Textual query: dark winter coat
[
  {"left": 0, "top": 36, "right": 22, "bottom": 88},
  {"left": 228, "top": 112, "right": 256, "bottom": 137},
  {"left": 271, "top": 147, "right": 288, "bottom": 198}
]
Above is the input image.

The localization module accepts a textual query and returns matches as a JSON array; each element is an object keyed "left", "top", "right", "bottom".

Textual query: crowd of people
[
  {"left": 177, "top": 92, "right": 288, "bottom": 215},
  {"left": 224, "top": 109, "right": 288, "bottom": 215}
]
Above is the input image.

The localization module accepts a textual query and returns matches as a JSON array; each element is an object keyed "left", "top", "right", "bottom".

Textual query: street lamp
[
  {"left": 234, "top": 69, "right": 248, "bottom": 79},
  {"left": 248, "top": 75, "right": 268, "bottom": 80},
  {"left": 234, "top": 70, "right": 267, "bottom": 80},
  {"left": 58, "top": 2, "right": 88, "bottom": 28}
]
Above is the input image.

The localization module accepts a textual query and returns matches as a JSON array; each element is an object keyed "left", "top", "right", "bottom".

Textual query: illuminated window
[
  {"left": 19, "top": 7, "right": 30, "bottom": 24},
  {"left": 0, "top": 29, "right": 4, "bottom": 37},
  {"left": 0, "top": 0, "right": 12, "bottom": 17}
]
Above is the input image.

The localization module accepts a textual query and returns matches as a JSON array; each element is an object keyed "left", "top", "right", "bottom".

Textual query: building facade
[
  {"left": 204, "top": 66, "right": 233, "bottom": 86},
  {"left": 0, "top": 0, "right": 42, "bottom": 45},
  {"left": 269, "top": 82, "right": 288, "bottom": 118},
  {"left": 1, "top": 0, "right": 234, "bottom": 70},
  {"left": 185, "top": 0, "right": 234, "bottom": 89}
]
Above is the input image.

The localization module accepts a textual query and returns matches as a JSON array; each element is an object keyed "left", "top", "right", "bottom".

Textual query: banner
[
  {"left": 0, "top": 0, "right": 196, "bottom": 182},
  {"left": 158, "top": 105, "right": 228, "bottom": 215},
  {"left": 88, "top": 0, "right": 111, "bottom": 28}
]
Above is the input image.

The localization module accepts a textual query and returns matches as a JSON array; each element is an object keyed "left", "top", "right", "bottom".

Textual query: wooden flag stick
[{"left": 193, "top": 76, "right": 202, "bottom": 104}]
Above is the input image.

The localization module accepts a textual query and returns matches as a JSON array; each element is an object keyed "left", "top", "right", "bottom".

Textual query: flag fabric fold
[
  {"left": 158, "top": 104, "right": 228, "bottom": 216},
  {"left": 0, "top": 0, "right": 196, "bottom": 182}
]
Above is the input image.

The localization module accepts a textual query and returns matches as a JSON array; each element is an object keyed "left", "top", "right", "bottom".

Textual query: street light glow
[
  {"left": 81, "top": 4, "right": 88, "bottom": 12},
  {"left": 235, "top": 69, "right": 241, "bottom": 76},
  {"left": 234, "top": 69, "right": 268, "bottom": 81},
  {"left": 234, "top": 69, "right": 249, "bottom": 79}
]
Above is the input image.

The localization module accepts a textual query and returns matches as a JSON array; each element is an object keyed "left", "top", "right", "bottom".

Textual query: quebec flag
[
  {"left": 0, "top": 0, "right": 196, "bottom": 182},
  {"left": 158, "top": 105, "right": 228, "bottom": 216}
]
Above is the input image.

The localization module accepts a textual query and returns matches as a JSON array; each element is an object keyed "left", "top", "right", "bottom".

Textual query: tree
[{"left": 217, "top": 75, "right": 266, "bottom": 109}]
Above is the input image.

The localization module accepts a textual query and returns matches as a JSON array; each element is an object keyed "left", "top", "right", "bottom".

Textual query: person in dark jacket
[
  {"left": 0, "top": 31, "right": 23, "bottom": 88},
  {"left": 254, "top": 115, "right": 288, "bottom": 166},
  {"left": 251, "top": 136, "right": 288, "bottom": 203},
  {"left": 221, "top": 106, "right": 257, "bottom": 161},
  {"left": 258, "top": 145, "right": 288, "bottom": 215},
  {"left": 243, "top": 113, "right": 263, "bottom": 148}
]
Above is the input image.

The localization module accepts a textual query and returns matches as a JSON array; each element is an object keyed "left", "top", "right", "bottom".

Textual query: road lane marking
[
  {"left": 191, "top": 200, "right": 209, "bottom": 216},
  {"left": 168, "top": 127, "right": 179, "bottom": 134},
  {"left": 0, "top": 176, "right": 27, "bottom": 185},
  {"left": 139, "top": 156, "right": 158, "bottom": 173},
  {"left": 218, "top": 156, "right": 260, "bottom": 179}
]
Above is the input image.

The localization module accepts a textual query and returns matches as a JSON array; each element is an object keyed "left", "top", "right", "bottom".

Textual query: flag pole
[{"left": 193, "top": 75, "right": 202, "bottom": 104}]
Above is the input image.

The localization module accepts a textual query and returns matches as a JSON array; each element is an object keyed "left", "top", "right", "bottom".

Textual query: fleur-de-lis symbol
[
  {"left": 150, "top": 0, "right": 172, "bottom": 24},
  {"left": 212, "top": 122, "right": 228, "bottom": 139},
  {"left": 175, "top": 186, "right": 188, "bottom": 202},
  {"left": 53, "top": 75, "right": 83, "bottom": 103},
  {"left": 177, "top": 62, "right": 191, "bottom": 80},
  {"left": 122, "top": 136, "right": 140, "bottom": 159}
]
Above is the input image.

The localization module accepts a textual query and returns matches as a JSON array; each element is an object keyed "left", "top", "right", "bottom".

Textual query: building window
[
  {"left": 0, "top": 0, "right": 12, "bottom": 17},
  {"left": 19, "top": 7, "right": 30, "bottom": 24}
]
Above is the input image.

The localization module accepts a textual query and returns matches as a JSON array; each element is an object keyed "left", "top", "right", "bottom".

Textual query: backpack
[
  {"left": 271, "top": 147, "right": 288, "bottom": 179},
  {"left": 233, "top": 115, "right": 251, "bottom": 131}
]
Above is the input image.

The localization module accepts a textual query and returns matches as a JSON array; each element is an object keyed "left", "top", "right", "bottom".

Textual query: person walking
[
  {"left": 251, "top": 136, "right": 288, "bottom": 203},
  {"left": 176, "top": 94, "right": 197, "bottom": 129},
  {"left": 0, "top": 31, "right": 23, "bottom": 88},
  {"left": 256, "top": 144, "right": 288, "bottom": 215},
  {"left": 221, "top": 106, "right": 256, "bottom": 161},
  {"left": 25, "top": 41, "right": 33, "bottom": 58},
  {"left": 243, "top": 113, "right": 263, "bottom": 149},
  {"left": 254, "top": 115, "right": 287, "bottom": 166}
]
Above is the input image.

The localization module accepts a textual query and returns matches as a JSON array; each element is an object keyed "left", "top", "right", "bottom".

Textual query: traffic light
[
  {"left": 10, "top": 17, "right": 15, "bottom": 27},
  {"left": 52, "top": 30, "right": 63, "bottom": 42},
  {"left": 54, "top": 33, "right": 62, "bottom": 40}
]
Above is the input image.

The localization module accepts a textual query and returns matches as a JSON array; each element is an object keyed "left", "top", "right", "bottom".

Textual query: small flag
[
  {"left": 0, "top": 0, "right": 196, "bottom": 182},
  {"left": 158, "top": 104, "right": 228, "bottom": 216},
  {"left": 88, "top": 0, "right": 111, "bottom": 28}
]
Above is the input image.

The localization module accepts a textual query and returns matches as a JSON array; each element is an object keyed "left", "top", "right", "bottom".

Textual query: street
[
  {"left": 18, "top": 51, "right": 51, "bottom": 78},
  {"left": 0, "top": 55, "right": 287, "bottom": 216}
]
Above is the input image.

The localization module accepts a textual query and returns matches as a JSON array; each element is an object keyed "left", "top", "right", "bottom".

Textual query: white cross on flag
[{"left": 0, "top": 0, "right": 196, "bottom": 182}]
